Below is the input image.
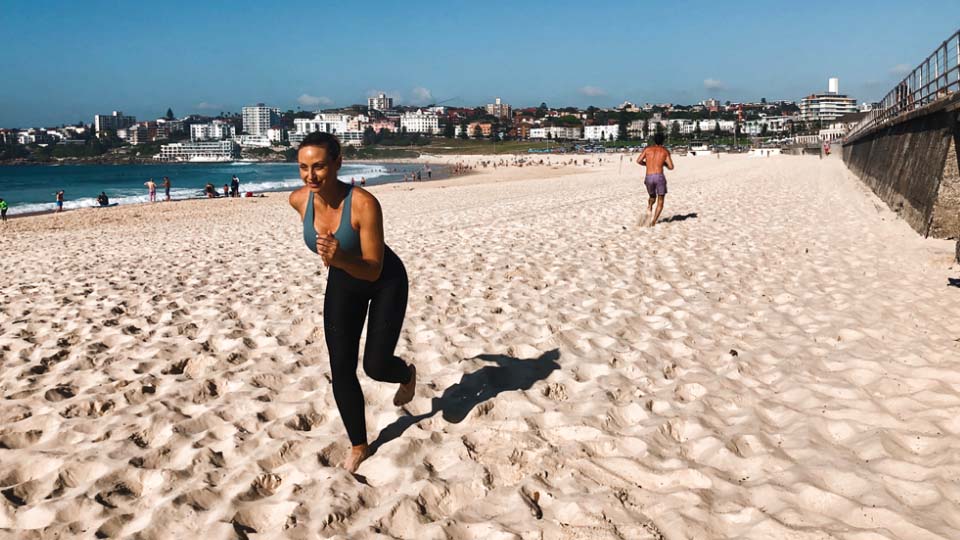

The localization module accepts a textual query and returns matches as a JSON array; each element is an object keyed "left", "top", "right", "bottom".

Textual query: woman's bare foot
[
  {"left": 393, "top": 364, "right": 416, "bottom": 406},
  {"left": 343, "top": 444, "right": 369, "bottom": 473}
]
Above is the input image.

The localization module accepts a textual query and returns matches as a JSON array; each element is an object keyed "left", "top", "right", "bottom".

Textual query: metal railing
[{"left": 846, "top": 29, "right": 960, "bottom": 141}]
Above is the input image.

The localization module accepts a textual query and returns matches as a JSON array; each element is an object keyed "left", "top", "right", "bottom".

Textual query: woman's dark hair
[{"left": 298, "top": 131, "right": 342, "bottom": 162}]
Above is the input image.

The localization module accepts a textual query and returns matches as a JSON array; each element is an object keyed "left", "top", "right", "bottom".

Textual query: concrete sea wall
[{"left": 842, "top": 94, "right": 960, "bottom": 239}]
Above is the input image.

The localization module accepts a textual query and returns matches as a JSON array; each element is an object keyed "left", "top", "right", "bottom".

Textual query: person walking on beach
[
  {"left": 162, "top": 176, "right": 172, "bottom": 201},
  {"left": 54, "top": 190, "right": 64, "bottom": 213},
  {"left": 636, "top": 132, "right": 674, "bottom": 227},
  {"left": 0, "top": 198, "right": 7, "bottom": 222},
  {"left": 289, "top": 132, "right": 416, "bottom": 473},
  {"left": 231, "top": 175, "right": 240, "bottom": 198},
  {"left": 145, "top": 178, "right": 157, "bottom": 202},
  {"left": 222, "top": 184, "right": 230, "bottom": 198}
]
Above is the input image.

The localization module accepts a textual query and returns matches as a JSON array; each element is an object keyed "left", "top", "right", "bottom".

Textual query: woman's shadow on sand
[{"left": 369, "top": 349, "right": 561, "bottom": 454}]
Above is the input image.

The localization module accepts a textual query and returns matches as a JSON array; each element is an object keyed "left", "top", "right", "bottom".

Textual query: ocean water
[{"left": 0, "top": 162, "right": 431, "bottom": 215}]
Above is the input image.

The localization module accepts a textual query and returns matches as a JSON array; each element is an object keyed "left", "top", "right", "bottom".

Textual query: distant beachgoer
[
  {"left": 205, "top": 183, "right": 217, "bottom": 198},
  {"left": 426, "top": 167, "right": 432, "bottom": 180},
  {"left": 360, "top": 176, "right": 366, "bottom": 187},
  {"left": 351, "top": 177, "right": 356, "bottom": 186},
  {"left": 54, "top": 190, "right": 64, "bottom": 213},
  {"left": 0, "top": 198, "right": 7, "bottom": 222},
  {"left": 416, "top": 171, "right": 421, "bottom": 181},
  {"left": 223, "top": 184, "right": 230, "bottom": 197},
  {"left": 163, "top": 176, "right": 171, "bottom": 201},
  {"left": 636, "top": 132, "right": 674, "bottom": 227},
  {"left": 145, "top": 178, "right": 157, "bottom": 202},
  {"left": 289, "top": 132, "right": 416, "bottom": 474},
  {"left": 231, "top": 175, "right": 240, "bottom": 197},
  {"left": 96, "top": 192, "right": 109, "bottom": 206}
]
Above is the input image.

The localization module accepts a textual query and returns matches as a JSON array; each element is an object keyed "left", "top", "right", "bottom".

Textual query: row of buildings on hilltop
[{"left": 0, "top": 78, "right": 874, "bottom": 161}]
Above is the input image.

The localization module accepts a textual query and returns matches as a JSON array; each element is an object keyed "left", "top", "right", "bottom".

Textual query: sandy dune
[{"left": 0, "top": 154, "right": 958, "bottom": 539}]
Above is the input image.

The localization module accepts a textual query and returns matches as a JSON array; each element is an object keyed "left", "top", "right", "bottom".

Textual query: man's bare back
[{"left": 636, "top": 145, "right": 674, "bottom": 174}]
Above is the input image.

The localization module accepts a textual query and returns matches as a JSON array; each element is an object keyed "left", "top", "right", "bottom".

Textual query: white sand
[{"left": 0, "top": 154, "right": 958, "bottom": 539}]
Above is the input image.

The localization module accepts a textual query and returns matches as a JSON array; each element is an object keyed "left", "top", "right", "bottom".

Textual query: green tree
[
  {"left": 165, "top": 108, "right": 175, "bottom": 120},
  {"left": 458, "top": 122, "right": 468, "bottom": 139},
  {"left": 642, "top": 120, "right": 650, "bottom": 139},
  {"left": 536, "top": 102, "right": 548, "bottom": 118},
  {"left": 0, "top": 144, "right": 31, "bottom": 161},
  {"left": 362, "top": 126, "right": 376, "bottom": 145},
  {"left": 694, "top": 122, "right": 702, "bottom": 138},
  {"left": 443, "top": 122, "right": 455, "bottom": 138},
  {"left": 760, "top": 124, "right": 769, "bottom": 137},
  {"left": 617, "top": 111, "right": 628, "bottom": 141},
  {"left": 713, "top": 122, "right": 721, "bottom": 137},
  {"left": 670, "top": 121, "right": 680, "bottom": 139},
  {"left": 472, "top": 125, "right": 483, "bottom": 139}
]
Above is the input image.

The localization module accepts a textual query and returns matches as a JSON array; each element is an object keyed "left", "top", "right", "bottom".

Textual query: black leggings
[{"left": 324, "top": 246, "right": 410, "bottom": 446}]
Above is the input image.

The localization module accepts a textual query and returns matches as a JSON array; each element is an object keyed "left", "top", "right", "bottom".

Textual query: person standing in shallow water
[
  {"left": 144, "top": 178, "right": 157, "bottom": 202},
  {"left": 289, "top": 132, "right": 416, "bottom": 473},
  {"left": 636, "top": 131, "right": 674, "bottom": 227}
]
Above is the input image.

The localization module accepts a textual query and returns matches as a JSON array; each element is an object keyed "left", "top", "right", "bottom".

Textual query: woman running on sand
[{"left": 289, "top": 132, "right": 416, "bottom": 473}]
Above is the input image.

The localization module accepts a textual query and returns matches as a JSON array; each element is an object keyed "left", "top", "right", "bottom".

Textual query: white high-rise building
[
  {"left": 485, "top": 97, "right": 512, "bottom": 120},
  {"left": 400, "top": 109, "right": 440, "bottom": 134},
  {"left": 242, "top": 104, "right": 280, "bottom": 136},
  {"left": 94, "top": 111, "right": 136, "bottom": 134},
  {"left": 368, "top": 93, "right": 394, "bottom": 112},
  {"left": 190, "top": 121, "right": 236, "bottom": 141},
  {"left": 799, "top": 78, "right": 858, "bottom": 122}
]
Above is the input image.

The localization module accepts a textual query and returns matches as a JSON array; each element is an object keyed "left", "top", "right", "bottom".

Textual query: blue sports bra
[{"left": 303, "top": 185, "right": 361, "bottom": 255}]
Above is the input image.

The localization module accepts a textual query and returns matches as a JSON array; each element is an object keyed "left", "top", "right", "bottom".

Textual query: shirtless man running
[{"left": 636, "top": 132, "right": 674, "bottom": 227}]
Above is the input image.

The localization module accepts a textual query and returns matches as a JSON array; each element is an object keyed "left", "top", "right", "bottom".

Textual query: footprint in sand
[
  {"left": 243, "top": 473, "right": 283, "bottom": 500},
  {"left": 0, "top": 430, "right": 43, "bottom": 449},
  {"left": 43, "top": 385, "right": 76, "bottom": 402}
]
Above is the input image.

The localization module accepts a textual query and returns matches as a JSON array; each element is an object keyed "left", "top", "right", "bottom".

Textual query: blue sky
[{"left": 1, "top": 0, "right": 957, "bottom": 127}]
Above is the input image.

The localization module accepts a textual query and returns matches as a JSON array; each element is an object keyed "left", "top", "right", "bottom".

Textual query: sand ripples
[{"left": 0, "top": 155, "right": 958, "bottom": 538}]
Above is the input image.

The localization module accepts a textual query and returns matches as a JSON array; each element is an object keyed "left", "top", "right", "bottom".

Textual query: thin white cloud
[
  {"left": 297, "top": 94, "right": 333, "bottom": 107},
  {"left": 889, "top": 63, "right": 912, "bottom": 76},
  {"left": 578, "top": 85, "right": 607, "bottom": 97},
  {"left": 704, "top": 78, "right": 725, "bottom": 91},
  {"left": 411, "top": 87, "right": 433, "bottom": 104},
  {"left": 196, "top": 102, "right": 223, "bottom": 110}
]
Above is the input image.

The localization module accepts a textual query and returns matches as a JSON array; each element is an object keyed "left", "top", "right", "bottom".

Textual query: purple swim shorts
[{"left": 644, "top": 173, "right": 667, "bottom": 197}]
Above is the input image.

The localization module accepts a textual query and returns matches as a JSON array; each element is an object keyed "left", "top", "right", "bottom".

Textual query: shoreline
[{"left": 0, "top": 161, "right": 466, "bottom": 223}]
